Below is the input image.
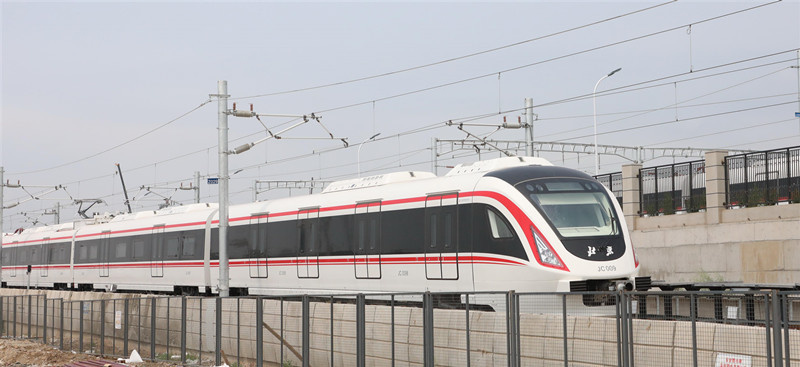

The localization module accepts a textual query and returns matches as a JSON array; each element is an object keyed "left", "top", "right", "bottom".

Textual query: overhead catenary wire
[
  {"left": 10, "top": 99, "right": 214, "bottom": 176},
  {"left": 558, "top": 100, "right": 798, "bottom": 142},
  {"left": 232, "top": 0, "right": 678, "bottom": 101},
  {"left": 269, "top": 2, "right": 786, "bottom": 116},
  {"left": 540, "top": 66, "right": 794, "bottom": 140},
  {"left": 6, "top": 50, "right": 793, "bottom": 209}
]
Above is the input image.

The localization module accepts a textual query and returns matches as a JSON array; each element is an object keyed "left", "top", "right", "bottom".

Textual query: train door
[
  {"left": 10, "top": 241, "right": 18, "bottom": 278},
  {"left": 151, "top": 225, "right": 165, "bottom": 277},
  {"left": 99, "top": 231, "right": 110, "bottom": 277},
  {"left": 40, "top": 238, "right": 50, "bottom": 277},
  {"left": 424, "top": 192, "right": 459, "bottom": 280},
  {"left": 249, "top": 213, "right": 268, "bottom": 278},
  {"left": 354, "top": 201, "right": 381, "bottom": 279},
  {"left": 296, "top": 208, "right": 319, "bottom": 279}
]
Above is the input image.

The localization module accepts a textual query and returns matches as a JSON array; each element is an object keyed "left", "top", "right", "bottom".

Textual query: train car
[{"left": 0, "top": 156, "right": 644, "bottom": 307}]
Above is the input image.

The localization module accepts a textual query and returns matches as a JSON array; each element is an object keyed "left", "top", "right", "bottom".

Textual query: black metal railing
[
  {"left": 725, "top": 146, "right": 800, "bottom": 208},
  {"left": 594, "top": 172, "right": 623, "bottom": 206},
  {"left": 639, "top": 160, "right": 706, "bottom": 216}
]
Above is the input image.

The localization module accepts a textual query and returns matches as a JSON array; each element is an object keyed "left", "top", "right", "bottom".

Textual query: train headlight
[{"left": 532, "top": 226, "right": 563, "bottom": 268}]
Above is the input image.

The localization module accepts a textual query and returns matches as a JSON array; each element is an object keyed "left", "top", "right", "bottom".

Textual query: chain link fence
[{"left": 1, "top": 290, "right": 798, "bottom": 366}]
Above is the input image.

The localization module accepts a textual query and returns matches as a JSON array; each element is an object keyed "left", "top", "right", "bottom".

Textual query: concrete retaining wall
[{"left": 631, "top": 204, "right": 800, "bottom": 283}]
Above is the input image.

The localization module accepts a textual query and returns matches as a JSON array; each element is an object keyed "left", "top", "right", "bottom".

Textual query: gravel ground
[{"left": 0, "top": 339, "right": 178, "bottom": 367}]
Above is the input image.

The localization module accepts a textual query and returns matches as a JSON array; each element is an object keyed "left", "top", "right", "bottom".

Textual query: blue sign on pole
[
  {"left": 795, "top": 112, "right": 800, "bottom": 118},
  {"left": 207, "top": 177, "right": 219, "bottom": 185}
]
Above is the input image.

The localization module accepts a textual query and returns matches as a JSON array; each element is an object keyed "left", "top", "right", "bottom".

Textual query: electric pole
[
  {"left": 213, "top": 81, "right": 230, "bottom": 297},
  {"left": 525, "top": 98, "right": 534, "bottom": 156}
]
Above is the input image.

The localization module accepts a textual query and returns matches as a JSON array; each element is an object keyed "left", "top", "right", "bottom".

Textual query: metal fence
[
  {"left": 1, "top": 290, "right": 798, "bottom": 367},
  {"left": 725, "top": 146, "right": 800, "bottom": 208},
  {"left": 594, "top": 172, "right": 623, "bottom": 206},
  {"left": 639, "top": 160, "right": 706, "bottom": 216}
]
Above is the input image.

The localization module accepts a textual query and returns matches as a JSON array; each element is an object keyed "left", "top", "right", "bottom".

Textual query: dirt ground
[{"left": 0, "top": 339, "right": 177, "bottom": 367}]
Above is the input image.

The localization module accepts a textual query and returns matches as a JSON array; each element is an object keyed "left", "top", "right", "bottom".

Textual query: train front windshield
[{"left": 517, "top": 179, "right": 620, "bottom": 238}]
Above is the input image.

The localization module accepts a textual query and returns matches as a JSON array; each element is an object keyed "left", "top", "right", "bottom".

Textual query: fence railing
[
  {"left": 594, "top": 172, "right": 623, "bottom": 206},
  {"left": 1, "top": 290, "right": 798, "bottom": 367},
  {"left": 725, "top": 146, "right": 800, "bottom": 208},
  {"left": 639, "top": 160, "right": 706, "bottom": 216}
]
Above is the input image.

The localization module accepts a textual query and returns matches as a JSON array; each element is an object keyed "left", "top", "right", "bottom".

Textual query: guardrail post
[
  {"left": 215, "top": 297, "right": 222, "bottom": 367},
  {"left": 620, "top": 293, "right": 630, "bottom": 367},
  {"left": 423, "top": 292, "right": 434, "bottom": 367},
  {"left": 465, "top": 294, "right": 471, "bottom": 367},
  {"left": 151, "top": 298, "right": 157, "bottom": 361},
  {"left": 59, "top": 299, "right": 64, "bottom": 351},
  {"left": 782, "top": 293, "right": 791, "bottom": 367},
  {"left": 181, "top": 297, "right": 187, "bottom": 364},
  {"left": 302, "top": 296, "right": 310, "bottom": 367},
  {"left": 43, "top": 298, "right": 48, "bottom": 344},
  {"left": 79, "top": 301, "right": 84, "bottom": 354},
  {"left": 772, "top": 290, "right": 784, "bottom": 367},
  {"left": 561, "top": 293, "right": 567, "bottom": 367},
  {"left": 27, "top": 294, "right": 32, "bottom": 338},
  {"left": 123, "top": 298, "right": 129, "bottom": 357},
  {"left": 691, "top": 294, "right": 698, "bottom": 367},
  {"left": 13, "top": 296, "right": 18, "bottom": 338},
  {"left": 256, "top": 297, "right": 263, "bottom": 367},
  {"left": 766, "top": 294, "right": 774, "bottom": 367},
  {"left": 0, "top": 296, "right": 4, "bottom": 337},
  {"left": 356, "top": 294, "right": 365, "bottom": 367},
  {"left": 100, "top": 300, "right": 105, "bottom": 355}
]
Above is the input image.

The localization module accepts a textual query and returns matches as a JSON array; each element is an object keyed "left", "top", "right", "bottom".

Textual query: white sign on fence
[
  {"left": 115, "top": 310, "right": 122, "bottom": 330},
  {"left": 715, "top": 352, "right": 751, "bottom": 367}
]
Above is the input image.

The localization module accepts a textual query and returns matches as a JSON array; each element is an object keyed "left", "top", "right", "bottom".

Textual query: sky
[{"left": 1, "top": 0, "right": 799, "bottom": 231}]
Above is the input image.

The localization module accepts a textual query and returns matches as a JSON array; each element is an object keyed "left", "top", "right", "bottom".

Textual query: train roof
[{"left": 3, "top": 156, "right": 562, "bottom": 241}]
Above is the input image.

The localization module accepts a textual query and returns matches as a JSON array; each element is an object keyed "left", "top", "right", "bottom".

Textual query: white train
[{"left": 1, "top": 157, "right": 645, "bottom": 307}]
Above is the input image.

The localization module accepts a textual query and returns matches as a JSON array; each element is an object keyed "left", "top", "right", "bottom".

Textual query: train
[{"left": 0, "top": 156, "right": 646, "bottom": 308}]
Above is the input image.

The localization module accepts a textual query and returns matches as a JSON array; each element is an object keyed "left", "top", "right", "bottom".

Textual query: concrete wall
[
  {"left": 1, "top": 289, "right": 797, "bottom": 367},
  {"left": 621, "top": 150, "right": 800, "bottom": 284},
  {"left": 632, "top": 204, "right": 800, "bottom": 283}
]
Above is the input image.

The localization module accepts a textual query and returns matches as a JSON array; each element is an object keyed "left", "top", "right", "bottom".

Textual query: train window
[
  {"left": 228, "top": 226, "right": 251, "bottom": 259},
  {"left": 59, "top": 247, "right": 67, "bottom": 263},
  {"left": 31, "top": 248, "right": 38, "bottom": 264},
  {"left": 429, "top": 214, "right": 437, "bottom": 248},
  {"left": 182, "top": 236, "right": 196, "bottom": 257},
  {"left": 48, "top": 246, "right": 58, "bottom": 262},
  {"left": 298, "top": 219, "right": 317, "bottom": 255},
  {"left": 518, "top": 178, "right": 621, "bottom": 238},
  {"left": 487, "top": 208, "right": 514, "bottom": 239},
  {"left": 78, "top": 244, "right": 88, "bottom": 261},
  {"left": 357, "top": 220, "right": 366, "bottom": 251},
  {"left": 443, "top": 213, "right": 452, "bottom": 249},
  {"left": 133, "top": 239, "right": 146, "bottom": 259},
  {"left": 88, "top": 245, "right": 98, "bottom": 260},
  {"left": 166, "top": 236, "right": 180, "bottom": 258},
  {"left": 115, "top": 241, "right": 128, "bottom": 259},
  {"left": 369, "top": 217, "right": 379, "bottom": 251}
]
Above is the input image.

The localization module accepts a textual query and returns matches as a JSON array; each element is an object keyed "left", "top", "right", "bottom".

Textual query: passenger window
[
  {"left": 182, "top": 236, "right": 196, "bottom": 257},
  {"left": 79, "top": 245, "right": 88, "bottom": 260},
  {"left": 115, "top": 242, "right": 127, "bottom": 259},
  {"left": 429, "top": 214, "right": 437, "bottom": 248},
  {"left": 133, "top": 239, "right": 145, "bottom": 259},
  {"left": 487, "top": 208, "right": 514, "bottom": 239},
  {"left": 166, "top": 237, "right": 180, "bottom": 258}
]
